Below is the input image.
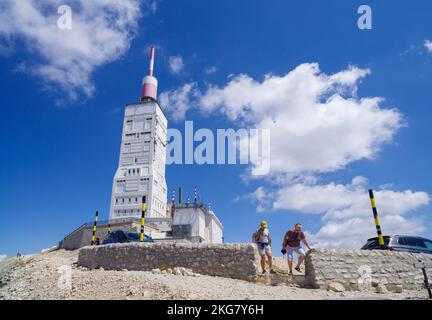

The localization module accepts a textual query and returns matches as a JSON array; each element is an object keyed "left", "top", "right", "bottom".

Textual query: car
[
  {"left": 102, "top": 230, "right": 154, "bottom": 245},
  {"left": 361, "top": 235, "right": 432, "bottom": 254}
]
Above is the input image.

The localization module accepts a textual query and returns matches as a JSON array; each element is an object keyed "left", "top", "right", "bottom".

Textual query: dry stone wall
[
  {"left": 305, "top": 248, "right": 432, "bottom": 291},
  {"left": 78, "top": 242, "right": 261, "bottom": 282},
  {"left": 78, "top": 244, "right": 432, "bottom": 290}
]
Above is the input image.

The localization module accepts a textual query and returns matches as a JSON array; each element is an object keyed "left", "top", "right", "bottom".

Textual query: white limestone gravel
[{"left": 0, "top": 249, "right": 428, "bottom": 300}]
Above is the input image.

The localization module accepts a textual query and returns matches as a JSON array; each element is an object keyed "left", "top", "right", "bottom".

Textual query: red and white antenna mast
[
  {"left": 141, "top": 47, "right": 158, "bottom": 101},
  {"left": 149, "top": 47, "right": 155, "bottom": 76}
]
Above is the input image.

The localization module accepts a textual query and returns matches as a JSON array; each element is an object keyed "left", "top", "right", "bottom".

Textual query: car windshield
[
  {"left": 363, "top": 237, "right": 390, "bottom": 249},
  {"left": 424, "top": 240, "right": 432, "bottom": 250},
  {"left": 126, "top": 232, "right": 141, "bottom": 240},
  {"left": 400, "top": 237, "right": 427, "bottom": 248},
  {"left": 112, "top": 231, "right": 128, "bottom": 241}
]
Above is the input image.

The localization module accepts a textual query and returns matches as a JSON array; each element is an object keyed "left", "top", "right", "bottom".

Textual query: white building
[
  {"left": 109, "top": 48, "right": 168, "bottom": 220},
  {"left": 172, "top": 204, "right": 223, "bottom": 244}
]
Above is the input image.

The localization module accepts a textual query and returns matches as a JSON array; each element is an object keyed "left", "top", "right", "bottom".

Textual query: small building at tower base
[{"left": 59, "top": 202, "right": 223, "bottom": 250}]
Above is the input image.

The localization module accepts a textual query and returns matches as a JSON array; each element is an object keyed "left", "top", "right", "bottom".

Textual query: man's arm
[
  {"left": 282, "top": 233, "right": 288, "bottom": 249},
  {"left": 302, "top": 238, "right": 312, "bottom": 250}
]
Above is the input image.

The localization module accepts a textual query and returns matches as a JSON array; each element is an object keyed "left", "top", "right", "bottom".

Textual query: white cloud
[
  {"left": 160, "top": 63, "right": 429, "bottom": 249},
  {"left": 254, "top": 177, "right": 430, "bottom": 248},
  {"left": 204, "top": 66, "right": 217, "bottom": 75},
  {"left": 162, "top": 63, "right": 403, "bottom": 177},
  {"left": 425, "top": 40, "right": 432, "bottom": 53},
  {"left": 168, "top": 55, "right": 184, "bottom": 74},
  {"left": 159, "top": 82, "right": 199, "bottom": 121},
  {"left": 309, "top": 215, "right": 427, "bottom": 249},
  {"left": 0, "top": 254, "right": 7, "bottom": 263},
  {"left": 202, "top": 64, "right": 403, "bottom": 177},
  {"left": 0, "top": 0, "right": 143, "bottom": 100}
]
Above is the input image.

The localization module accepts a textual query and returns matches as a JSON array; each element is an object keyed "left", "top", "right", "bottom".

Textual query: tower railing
[{"left": 173, "top": 202, "right": 213, "bottom": 215}]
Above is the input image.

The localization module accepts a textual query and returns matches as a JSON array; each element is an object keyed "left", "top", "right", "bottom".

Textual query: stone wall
[
  {"left": 305, "top": 248, "right": 432, "bottom": 291},
  {"left": 77, "top": 244, "right": 432, "bottom": 289},
  {"left": 78, "top": 242, "right": 261, "bottom": 282}
]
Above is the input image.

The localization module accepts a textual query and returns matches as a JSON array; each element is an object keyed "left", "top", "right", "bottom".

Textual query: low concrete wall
[
  {"left": 305, "top": 248, "right": 432, "bottom": 290},
  {"left": 60, "top": 220, "right": 158, "bottom": 250},
  {"left": 78, "top": 242, "right": 261, "bottom": 282}
]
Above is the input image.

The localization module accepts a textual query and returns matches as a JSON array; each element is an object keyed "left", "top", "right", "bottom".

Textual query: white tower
[{"left": 109, "top": 48, "right": 168, "bottom": 220}]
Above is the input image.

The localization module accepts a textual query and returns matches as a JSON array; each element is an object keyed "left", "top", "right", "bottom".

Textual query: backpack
[
  {"left": 252, "top": 228, "right": 271, "bottom": 244},
  {"left": 252, "top": 229, "right": 260, "bottom": 243}
]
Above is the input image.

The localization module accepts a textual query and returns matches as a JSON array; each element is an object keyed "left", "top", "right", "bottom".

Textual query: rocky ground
[{"left": 0, "top": 249, "right": 429, "bottom": 300}]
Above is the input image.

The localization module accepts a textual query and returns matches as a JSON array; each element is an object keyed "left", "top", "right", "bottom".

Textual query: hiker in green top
[{"left": 253, "top": 221, "right": 276, "bottom": 274}]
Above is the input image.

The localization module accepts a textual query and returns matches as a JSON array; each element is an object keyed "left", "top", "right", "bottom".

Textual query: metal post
[
  {"left": 171, "top": 189, "right": 176, "bottom": 218},
  {"left": 140, "top": 196, "right": 147, "bottom": 242},
  {"left": 414, "top": 262, "right": 432, "bottom": 299},
  {"left": 178, "top": 187, "right": 183, "bottom": 204},
  {"left": 91, "top": 211, "right": 99, "bottom": 246},
  {"left": 171, "top": 189, "right": 175, "bottom": 207},
  {"left": 108, "top": 223, "right": 111, "bottom": 235},
  {"left": 368, "top": 190, "right": 385, "bottom": 248},
  {"left": 422, "top": 268, "right": 432, "bottom": 299}
]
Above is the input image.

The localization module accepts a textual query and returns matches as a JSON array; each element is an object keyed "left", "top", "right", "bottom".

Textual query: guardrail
[{"left": 173, "top": 202, "right": 212, "bottom": 215}]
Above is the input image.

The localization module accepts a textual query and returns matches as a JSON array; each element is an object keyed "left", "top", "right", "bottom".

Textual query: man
[
  {"left": 254, "top": 221, "right": 276, "bottom": 274},
  {"left": 282, "top": 223, "right": 312, "bottom": 275}
]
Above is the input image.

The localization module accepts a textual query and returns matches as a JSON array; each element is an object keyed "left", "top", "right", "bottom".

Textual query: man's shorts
[
  {"left": 286, "top": 246, "right": 306, "bottom": 261},
  {"left": 257, "top": 242, "right": 272, "bottom": 256}
]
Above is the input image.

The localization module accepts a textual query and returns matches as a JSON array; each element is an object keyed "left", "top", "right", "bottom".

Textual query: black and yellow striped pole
[
  {"left": 140, "top": 196, "right": 147, "bottom": 242},
  {"left": 368, "top": 190, "right": 385, "bottom": 248},
  {"left": 91, "top": 211, "right": 99, "bottom": 246}
]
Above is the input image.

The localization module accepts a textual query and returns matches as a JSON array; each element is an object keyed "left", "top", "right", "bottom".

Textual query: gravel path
[{"left": 0, "top": 249, "right": 428, "bottom": 300}]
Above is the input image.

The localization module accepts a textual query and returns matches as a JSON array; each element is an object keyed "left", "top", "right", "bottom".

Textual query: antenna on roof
[{"left": 141, "top": 46, "right": 158, "bottom": 101}]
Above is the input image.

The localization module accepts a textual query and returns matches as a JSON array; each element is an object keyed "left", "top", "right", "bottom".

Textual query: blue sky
[{"left": 0, "top": 0, "right": 432, "bottom": 257}]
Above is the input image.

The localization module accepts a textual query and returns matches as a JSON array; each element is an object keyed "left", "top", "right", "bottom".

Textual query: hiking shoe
[
  {"left": 262, "top": 270, "right": 267, "bottom": 274},
  {"left": 288, "top": 271, "right": 293, "bottom": 276},
  {"left": 270, "top": 269, "right": 276, "bottom": 274},
  {"left": 295, "top": 267, "right": 302, "bottom": 273}
]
